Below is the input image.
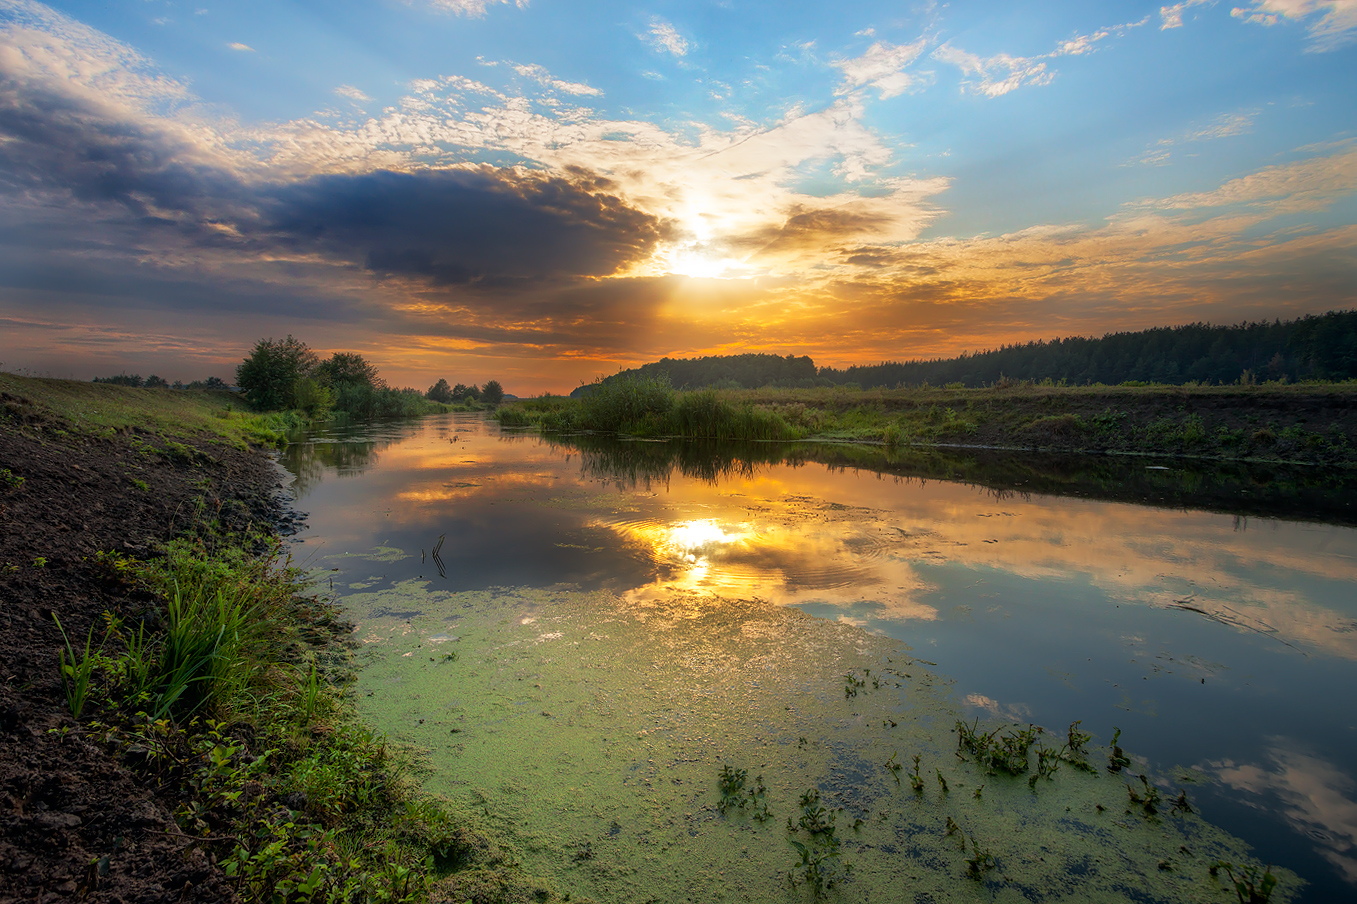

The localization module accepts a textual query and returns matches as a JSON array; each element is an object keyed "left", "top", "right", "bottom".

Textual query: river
[{"left": 279, "top": 412, "right": 1357, "bottom": 903}]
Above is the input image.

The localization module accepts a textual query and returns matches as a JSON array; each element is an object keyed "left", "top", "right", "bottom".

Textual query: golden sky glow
[{"left": 1, "top": 1, "right": 1354, "bottom": 392}]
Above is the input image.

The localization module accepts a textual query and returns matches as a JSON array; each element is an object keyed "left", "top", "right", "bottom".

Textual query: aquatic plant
[
  {"left": 787, "top": 789, "right": 849, "bottom": 898},
  {"left": 883, "top": 751, "right": 902, "bottom": 785},
  {"left": 1107, "top": 726, "right": 1132, "bottom": 773},
  {"left": 1127, "top": 774, "right": 1162, "bottom": 817},
  {"left": 717, "top": 764, "right": 748, "bottom": 814},
  {"left": 1211, "top": 861, "right": 1279, "bottom": 903},
  {"left": 908, "top": 754, "right": 925, "bottom": 794}
]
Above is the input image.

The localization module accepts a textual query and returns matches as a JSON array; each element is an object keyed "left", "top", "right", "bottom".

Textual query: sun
[{"left": 658, "top": 241, "right": 750, "bottom": 279}]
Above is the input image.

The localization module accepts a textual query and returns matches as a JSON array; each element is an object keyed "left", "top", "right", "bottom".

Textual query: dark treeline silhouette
[
  {"left": 589, "top": 311, "right": 1357, "bottom": 391},
  {"left": 572, "top": 353, "right": 817, "bottom": 395},
  {"left": 93, "top": 374, "right": 229, "bottom": 390}
]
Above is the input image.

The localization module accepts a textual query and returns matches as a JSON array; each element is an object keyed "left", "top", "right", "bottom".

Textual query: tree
[
  {"left": 144, "top": 375, "right": 169, "bottom": 389},
  {"left": 317, "top": 352, "right": 382, "bottom": 390},
  {"left": 481, "top": 379, "right": 504, "bottom": 406},
  {"left": 427, "top": 378, "right": 453, "bottom": 403},
  {"left": 451, "top": 383, "right": 480, "bottom": 402},
  {"left": 235, "top": 335, "right": 319, "bottom": 410}
]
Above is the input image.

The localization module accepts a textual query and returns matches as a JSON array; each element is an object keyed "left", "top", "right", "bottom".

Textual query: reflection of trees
[
  {"left": 544, "top": 434, "right": 1357, "bottom": 526},
  {"left": 282, "top": 440, "right": 390, "bottom": 497}
]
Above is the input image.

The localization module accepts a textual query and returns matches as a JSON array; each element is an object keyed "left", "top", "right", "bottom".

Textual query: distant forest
[{"left": 584, "top": 311, "right": 1357, "bottom": 393}]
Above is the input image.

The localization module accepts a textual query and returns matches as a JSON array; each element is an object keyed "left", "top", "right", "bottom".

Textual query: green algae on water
[{"left": 339, "top": 577, "right": 1297, "bottom": 903}]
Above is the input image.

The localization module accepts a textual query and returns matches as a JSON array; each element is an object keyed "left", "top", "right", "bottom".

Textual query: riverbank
[
  {"left": 0, "top": 375, "right": 568, "bottom": 903},
  {"left": 499, "top": 381, "right": 1357, "bottom": 467}
]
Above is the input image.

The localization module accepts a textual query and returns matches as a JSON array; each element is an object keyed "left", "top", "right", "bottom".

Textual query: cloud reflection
[{"left": 1214, "top": 740, "right": 1357, "bottom": 883}]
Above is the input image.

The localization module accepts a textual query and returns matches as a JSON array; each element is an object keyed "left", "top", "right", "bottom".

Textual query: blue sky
[{"left": 1, "top": 0, "right": 1354, "bottom": 391}]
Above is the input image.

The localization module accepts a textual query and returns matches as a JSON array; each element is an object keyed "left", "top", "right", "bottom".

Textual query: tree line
[
  {"left": 230, "top": 335, "right": 507, "bottom": 417},
  {"left": 586, "top": 310, "right": 1357, "bottom": 392},
  {"left": 92, "top": 374, "right": 230, "bottom": 390}
]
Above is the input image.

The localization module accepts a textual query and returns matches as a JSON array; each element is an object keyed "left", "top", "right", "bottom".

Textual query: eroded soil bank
[{"left": 0, "top": 392, "right": 286, "bottom": 900}]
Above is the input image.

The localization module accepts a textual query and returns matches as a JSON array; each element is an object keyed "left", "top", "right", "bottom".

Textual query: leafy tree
[
  {"left": 481, "top": 380, "right": 504, "bottom": 406},
  {"left": 292, "top": 375, "right": 334, "bottom": 417},
  {"left": 187, "top": 376, "right": 229, "bottom": 390},
  {"left": 427, "top": 378, "right": 453, "bottom": 403},
  {"left": 451, "top": 383, "right": 480, "bottom": 402},
  {"left": 235, "top": 335, "right": 319, "bottom": 410},
  {"left": 144, "top": 374, "right": 169, "bottom": 389},
  {"left": 317, "top": 352, "right": 382, "bottom": 390}
]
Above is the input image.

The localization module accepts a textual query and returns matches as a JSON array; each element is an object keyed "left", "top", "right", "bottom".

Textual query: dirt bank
[{"left": 0, "top": 390, "right": 287, "bottom": 902}]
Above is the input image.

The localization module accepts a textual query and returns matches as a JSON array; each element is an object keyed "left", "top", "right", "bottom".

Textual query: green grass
[
  {"left": 0, "top": 373, "right": 296, "bottom": 447},
  {"left": 75, "top": 533, "right": 502, "bottom": 902},
  {"left": 496, "top": 380, "right": 1357, "bottom": 465}
]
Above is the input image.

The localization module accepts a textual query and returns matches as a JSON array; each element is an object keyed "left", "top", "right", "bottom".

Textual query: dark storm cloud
[
  {"left": 0, "top": 73, "right": 239, "bottom": 219},
  {"left": 0, "top": 68, "right": 669, "bottom": 293},
  {"left": 259, "top": 167, "right": 671, "bottom": 288}
]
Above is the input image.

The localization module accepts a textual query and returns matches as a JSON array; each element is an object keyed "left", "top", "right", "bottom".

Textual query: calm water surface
[{"left": 280, "top": 413, "right": 1357, "bottom": 902}]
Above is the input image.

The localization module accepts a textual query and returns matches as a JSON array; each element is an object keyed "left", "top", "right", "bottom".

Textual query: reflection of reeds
[{"left": 431, "top": 533, "right": 446, "bottom": 579}]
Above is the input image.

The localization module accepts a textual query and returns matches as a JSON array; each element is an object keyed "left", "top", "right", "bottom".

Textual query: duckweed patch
[{"left": 333, "top": 577, "right": 1299, "bottom": 903}]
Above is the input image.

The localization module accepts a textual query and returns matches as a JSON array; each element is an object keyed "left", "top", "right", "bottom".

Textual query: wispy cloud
[
  {"left": 1231, "top": 0, "right": 1357, "bottom": 50},
  {"left": 647, "top": 18, "right": 689, "bottom": 57},
  {"left": 511, "top": 62, "right": 601, "bottom": 96},
  {"left": 833, "top": 37, "right": 929, "bottom": 99},
  {"left": 424, "top": 0, "right": 528, "bottom": 18},
  {"left": 334, "top": 85, "right": 371, "bottom": 103},
  {"left": 227, "top": 41, "right": 254, "bottom": 52},
  {"left": 1160, "top": 0, "right": 1215, "bottom": 30},
  {"left": 933, "top": 18, "right": 1146, "bottom": 97}
]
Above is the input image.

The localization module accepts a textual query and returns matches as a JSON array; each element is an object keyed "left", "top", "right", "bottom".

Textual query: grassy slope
[
  {"left": 0, "top": 373, "right": 295, "bottom": 447},
  {"left": 0, "top": 373, "right": 566, "bottom": 903}
]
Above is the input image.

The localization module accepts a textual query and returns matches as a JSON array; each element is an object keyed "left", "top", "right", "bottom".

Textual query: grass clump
[{"left": 62, "top": 530, "right": 499, "bottom": 903}]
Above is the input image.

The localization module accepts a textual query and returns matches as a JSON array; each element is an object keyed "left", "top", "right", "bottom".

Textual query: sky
[{"left": 0, "top": 0, "right": 1354, "bottom": 394}]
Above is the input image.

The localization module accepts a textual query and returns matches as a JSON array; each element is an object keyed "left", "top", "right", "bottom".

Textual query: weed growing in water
[
  {"left": 1107, "top": 727, "right": 1132, "bottom": 773},
  {"left": 1170, "top": 789, "right": 1194, "bottom": 815},
  {"left": 908, "top": 755, "right": 925, "bottom": 794},
  {"left": 787, "top": 789, "right": 849, "bottom": 899},
  {"left": 935, "top": 769, "right": 949, "bottom": 794},
  {"left": 1127, "top": 774, "right": 1162, "bottom": 817},
  {"left": 883, "top": 751, "right": 902, "bottom": 786},
  {"left": 718, "top": 764, "right": 748, "bottom": 814},
  {"left": 1211, "top": 861, "right": 1279, "bottom": 903},
  {"left": 843, "top": 671, "right": 866, "bottom": 698}
]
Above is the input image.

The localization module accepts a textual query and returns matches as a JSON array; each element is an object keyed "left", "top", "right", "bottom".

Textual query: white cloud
[
  {"left": 335, "top": 84, "right": 371, "bottom": 103},
  {"left": 1160, "top": 0, "right": 1215, "bottom": 30},
  {"left": 855, "top": 27, "right": 876, "bottom": 37},
  {"left": 1231, "top": 0, "right": 1357, "bottom": 49},
  {"left": 227, "top": 41, "right": 254, "bottom": 52},
  {"left": 833, "top": 37, "right": 929, "bottom": 99},
  {"left": 511, "top": 62, "right": 602, "bottom": 96},
  {"left": 1183, "top": 111, "right": 1257, "bottom": 140},
  {"left": 933, "top": 18, "right": 1145, "bottom": 97},
  {"left": 425, "top": 0, "right": 528, "bottom": 17},
  {"left": 647, "top": 18, "right": 689, "bottom": 57}
]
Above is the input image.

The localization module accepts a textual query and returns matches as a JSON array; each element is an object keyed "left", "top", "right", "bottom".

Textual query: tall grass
[
  {"left": 512, "top": 378, "right": 800, "bottom": 440},
  {"left": 127, "top": 538, "right": 294, "bottom": 720}
]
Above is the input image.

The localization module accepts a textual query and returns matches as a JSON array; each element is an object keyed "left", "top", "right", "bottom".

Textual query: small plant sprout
[
  {"left": 53, "top": 614, "right": 98, "bottom": 718},
  {"left": 909, "top": 754, "right": 925, "bottom": 794},
  {"left": 717, "top": 764, "right": 749, "bottom": 814},
  {"left": 884, "top": 751, "right": 902, "bottom": 785},
  {"left": 1170, "top": 789, "right": 1193, "bottom": 815},
  {"left": 935, "top": 769, "right": 949, "bottom": 794},
  {"left": 973, "top": 783, "right": 985, "bottom": 801},
  {"left": 1126, "top": 774, "right": 1162, "bottom": 817},
  {"left": 965, "top": 836, "right": 997, "bottom": 880},
  {"left": 1107, "top": 726, "right": 1132, "bottom": 773}
]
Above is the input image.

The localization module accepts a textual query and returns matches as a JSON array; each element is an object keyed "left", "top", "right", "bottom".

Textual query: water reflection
[{"left": 281, "top": 414, "right": 1357, "bottom": 900}]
